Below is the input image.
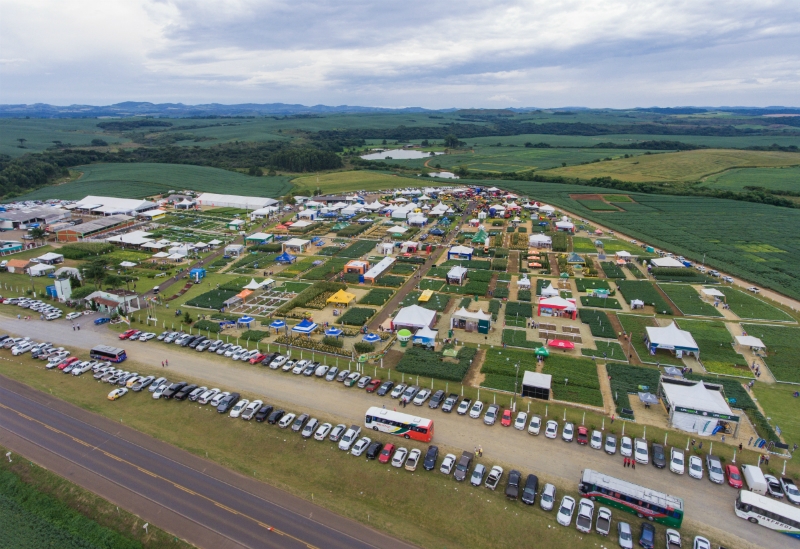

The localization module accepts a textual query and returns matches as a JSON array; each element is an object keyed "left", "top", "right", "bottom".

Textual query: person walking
[
  {"left": 162, "top": 361, "right": 165, "bottom": 368},
  {"left": 165, "top": 359, "right": 169, "bottom": 367},
  {"left": 631, "top": 460, "right": 635, "bottom": 470},
  {"left": 77, "top": 324, "right": 80, "bottom": 330}
]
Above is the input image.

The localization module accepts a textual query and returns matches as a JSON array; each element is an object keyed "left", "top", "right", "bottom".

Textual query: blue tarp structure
[
  {"left": 325, "top": 327, "right": 343, "bottom": 338},
  {"left": 189, "top": 268, "right": 206, "bottom": 281},
  {"left": 269, "top": 319, "right": 286, "bottom": 334},
  {"left": 362, "top": 333, "right": 381, "bottom": 343},
  {"left": 274, "top": 252, "right": 296, "bottom": 263},
  {"left": 238, "top": 316, "right": 254, "bottom": 326},
  {"left": 292, "top": 318, "right": 318, "bottom": 335}
]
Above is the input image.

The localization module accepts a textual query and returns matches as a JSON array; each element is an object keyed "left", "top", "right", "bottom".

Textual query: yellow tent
[
  {"left": 418, "top": 289, "right": 434, "bottom": 302},
  {"left": 327, "top": 289, "right": 357, "bottom": 305}
]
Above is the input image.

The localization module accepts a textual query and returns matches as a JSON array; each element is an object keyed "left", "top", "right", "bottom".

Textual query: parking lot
[{"left": 0, "top": 315, "right": 784, "bottom": 549}]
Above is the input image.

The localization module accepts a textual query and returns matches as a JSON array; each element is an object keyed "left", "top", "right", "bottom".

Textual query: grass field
[
  {"left": 0, "top": 118, "right": 125, "bottom": 157},
  {"left": 547, "top": 149, "right": 800, "bottom": 183},
  {"left": 290, "top": 170, "right": 417, "bottom": 193},
  {"left": 659, "top": 284, "right": 723, "bottom": 317},
  {"left": 675, "top": 319, "right": 751, "bottom": 377},
  {"left": 702, "top": 166, "right": 800, "bottom": 192},
  {"left": 571, "top": 237, "right": 598, "bottom": 253},
  {"left": 576, "top": 199, "right": 618, "bottom": 211},
  {"left": 13, "top": 163, "right": 292, "bottom": 200},
  {"left": 753, "top": 383, "right": 800, "bottom": 450},
  {"left": 715, "top": 287, "right": 795, "bottom": 322},
  {"left": 741, "top": 323, "right": 800, "bottom": 383}
]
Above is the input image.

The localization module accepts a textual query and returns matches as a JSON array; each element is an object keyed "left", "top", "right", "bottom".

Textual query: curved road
[{"left": 0, "top": 377, "right": 415, "bottom": 549}]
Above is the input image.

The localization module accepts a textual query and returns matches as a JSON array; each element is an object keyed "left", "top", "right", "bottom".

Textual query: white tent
[
  {"left": 386, "top": 225, "right": 408, "bottom": 234},
  {"left": 735, "top": 335, "right": 766, "bottom": 349},
  {"left": 412, "top": 325, "right": 438, "bottom": 345},
  {"left": 28, "top": 263, "right": 55, "bottom": 276},
  {"left": 364, "top": 201, "right": 384, "bottom": 211},
  {"left": 380, "top": 242, "right": 395, "bottom": 254},
  {"left": 701, "top": 288, "right": 725, "bottom": 298},
  {"left": 529, "top": 234, "right": 552, "bottom": 247},
  {"left": 662, "top": 381, "right": 736, "bottom": 436},
  {"left": 645, "top": 322, "right": 699, "bottom": 356},
  {"left": 517, "top": 276, "right": 531, "bottom": 289},
  {"left": 539, "top": 205, "right": 555, "bottom": 213},
  {"left": 540, "top": 283, "right": 559, "bottom": 297},
  {"left": 615, "top": 251, "right": 632, "bottom": 258},
  {"left": 538, "top": 296, "right": 576, "bottom": 311},
  {"left": 243, "top": 279, "right": 262, "bottom": 290},
  {"left": 651, "top": 257, "right": 685, "bottom": 268},
  {"left": 393, "top": 305, "right": 436, "bottom": 331}
]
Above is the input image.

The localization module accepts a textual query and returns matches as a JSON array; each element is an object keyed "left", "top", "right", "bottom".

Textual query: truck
[
  {"left": 742, "top": 464, "right": 769, "bottom": 496},
  {"left": 453, "top": 451, "right": 473, "bottom": 482}
]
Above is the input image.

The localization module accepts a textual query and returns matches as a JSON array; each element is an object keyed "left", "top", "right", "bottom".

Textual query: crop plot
[
  {"left": 226, "top": 290, "right": 294, "bottom": 318},
  {"left": 741, "top": 324, "right": 800, "bottom": 383},
  {"left": 675, "top": 319, "right": 751, "bottom": 377},
  {"left": 542, "top": 356, "right": 604, "bottom": 407},
  {"left": 659, "top": 284, "right": 722, "bottom": 317}
]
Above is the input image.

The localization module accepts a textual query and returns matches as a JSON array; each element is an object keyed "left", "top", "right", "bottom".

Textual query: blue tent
[
  {"left": 362, "top": 333, "right": 381, "bottom": 343},
  {"left": 269, "top": 319, "right": 286, "bottom": 334},
  {"left": 324, "top": 327, "right": 343, "bottom": 338},
  {"left": 238, "top": 316, "right": 254, "bottom": 326},
  {"left": 292, "top": 319, "right": 318, "bottom": 335},
  {"left": 274, "top": 252, "right": 296, "bottom": 263}
]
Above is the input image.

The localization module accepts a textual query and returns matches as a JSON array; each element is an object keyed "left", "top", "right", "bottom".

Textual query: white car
[
  {"left": 468, "top": 400, "right": 484, "bottom": 419},
  {"left": 66, "top": 312, "right": 82, "bottom": 320},
  {"left": 45, "top": 311, "right": 62, "bottom": 320},
  {"left": 12, "top": 342, "right": 33, "bottom": 355},
  {"left": 241, "top": 400, "right": 263, "bottom": 420},
  {"left": 71, "top": 362, "right": 94, "bottom": 376},
  {"left": 270, "top": 355, "right": 288, "bottom": 369},
  {"left": 292, "top": 360, "right": 308, "bottom": 374},
  {"left": 278, "top": 413, "right": 296, "bottom": 429},
  {"left": 139, "top": 332, "right": 156, "bottom": 341},
  {"left": 634, "top": 439, "right": 649, "bottom": 464},
  {"left": 315, "top": 364, "right": 329, "bottom": 377},
  {"left": 240, "top": 350, "right": 259, "bottom": 362},
  {"left": 314, "top": 423, "right": 333, "bottom": 441},
  {"left": 412, "top": 388, "right": 431, "bottom": 405},
  {"left": 391, "top": 447, "right": 409, "bottom": 468},
  {"left": 107, "top": 387, "right": 128, "bottom": 400},
  {"left": 405, "top": 449, "right": 421, "bottom": 471},
  {"left": 338, "top": 426, "right": 361, "bottom": 451},
  {"left": 514, "top": 411, "right": 527, "bottom": 430},
  {"left": 456, "top": 399, "right": 471, "bottom": 415},
  {"left": 351, "top": 436, "right": 371, "bottom": 457},
  {"left": 557, "top": 496, "right": 576, "bottom": 526},
  {"left": 604, "top": 434, "right": 617, "bottom": 455},
  {"left": 528, "top": 415, "right": 542, "bottom": 435},
  {"left": 485, "top": 465, "right": 504, "bottom": 490},
  {"left": 282, "top": 359, "right": 296, "bottom": 372},
  {"left": 440, "top": 453, "right": 456, "bottom": 475},
  {"left": 562, "top": 422, "right": 574, "bottom": 442},
  {"left": 197, "top": 388, "right": 220, "bottom": 404},
  {"left": 620, "top": 436, "right": 633, "bottom": 457},
  {"left": 693, "top": 536, "right": 711, "bottom": 549},
  {"left": 747, "top": 287, "right": 759, "bottom": 294},
  {"left": 575, "top": 498, "right": 595, "bottom": 533},
  {"left": 229, "top": 399, "right": 250, "bottom": 418},
  {"left": 670, "top": 448, "right": 685, "bottom": 475},
  {"left": 224, "top": 345, "right": 242, "bottom": 357},
  {"left": 540, "top": 483, "right": 556, "bottom": 511},
  {"left": 545, "top": 420, "right": 558, "bottom": 439},
  {"left": 590, "top": 430, "right": 603, "bottom": 450},
  {"left": 149, "top": 377, "right": 168, "bottom": 392},
  {"left": 230, "top": 348, "right": 247, "bottom": 360},
  {"left": 666, "top": 529, "right": 682, "bottom": 549},
  {"left": 390, "top": 383, "right": 407, "bottom": 399},
  {"left": 617, "top": 522, "right": 634, "bottom": 549},
  {"left": 210, "top": 391, "right": 231, "bottom": 407}
]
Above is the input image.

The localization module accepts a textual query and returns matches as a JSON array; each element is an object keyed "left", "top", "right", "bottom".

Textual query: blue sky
[{"left": 1, "top": 0, "right": 798, "bottom": 108}]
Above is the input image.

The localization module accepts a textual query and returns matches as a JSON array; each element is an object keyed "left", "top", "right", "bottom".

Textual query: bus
[
  {"left": 90, "top": 345, "right": 127, "bottom": 363},
  {"left": 735, "top": 489, "right": 800, "bottom": 539},
  {"left": 364, "top": 407, "right": 434, "bottom": 443},
  {"left": 579, "top": 469, "right": 684, "bottom": 528}
]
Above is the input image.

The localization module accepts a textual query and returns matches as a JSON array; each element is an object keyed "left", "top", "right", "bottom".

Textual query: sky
[{"left": 1, "top": 0, "right": 799, "bottom": 109}]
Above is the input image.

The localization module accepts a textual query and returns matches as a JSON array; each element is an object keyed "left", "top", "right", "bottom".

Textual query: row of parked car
[{"left": 0, "top": 296, "right": 76, "bottom": 320}]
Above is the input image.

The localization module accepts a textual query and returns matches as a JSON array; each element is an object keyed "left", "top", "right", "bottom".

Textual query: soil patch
[{"left": 463, "top": 348, "right": 486, "bottom": 387}]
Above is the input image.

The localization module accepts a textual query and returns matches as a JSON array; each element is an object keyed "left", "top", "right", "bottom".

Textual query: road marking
[{"left": 0, "top": 401, "right": 319, "bottom": 549}]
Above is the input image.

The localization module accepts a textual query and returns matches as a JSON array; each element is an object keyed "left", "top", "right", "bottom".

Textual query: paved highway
[{"left": 0, "top": 377, "right": 416, "bottom": 549}]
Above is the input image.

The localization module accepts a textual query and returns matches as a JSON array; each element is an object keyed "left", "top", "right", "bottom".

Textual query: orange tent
[{"left": 236, "top": 289, "right": 254, "bottom": 302}]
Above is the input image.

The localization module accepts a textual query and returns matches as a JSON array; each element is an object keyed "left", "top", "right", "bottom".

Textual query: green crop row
[
  {"left": 542, "top": 355, "right": 603, "bottom": 407},
  {"left": 359, "top": 288, "right": 394, "bottom": 306},
  {"left": 578, "top": 309, "right": 616, "bottom": 338},
  {"left": 659, "top": 284, "right": 722, "bottom": 317},
  {"left": 396, "top": 346, "right": 477, "bottom": 382},
  {"left": 339, "top": 307, "right": 376, "bottom": 326},
  {"left": 616, "top": 280, "right": 674, "bottom": 314},
  {"left": 502, "top": 329, "right": 542, "bottom": 349},
  {"left": 605, "top": 363, "right": 661, "bottom": 419}
]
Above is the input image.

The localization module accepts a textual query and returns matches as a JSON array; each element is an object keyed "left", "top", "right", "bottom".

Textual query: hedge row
[{"left": 396, "top": 346, "right": 477, "bottom": 382}]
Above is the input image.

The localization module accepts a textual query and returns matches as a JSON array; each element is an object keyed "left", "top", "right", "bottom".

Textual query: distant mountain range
[{"left": 0, "top": 102, "right": 798, "bottom": 119}]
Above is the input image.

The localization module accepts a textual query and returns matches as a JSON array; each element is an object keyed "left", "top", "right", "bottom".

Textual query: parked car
[
  {"left": 210, "top": 391, "right": 230, "bottom": 407},
  {"left": 439, "top": 453, "right": 456, "bottom": 474},
  {"left": 780, "top": 477, "right": 800, "bottom": 504},
  {"left": 344, "top": 371, "right": 361, "bottom": 387},
  {"left": 229, "top": 398, "right": 250, "bottom": 418},
  {"left": 329, "top": 424, "right": 347, "bottom": 442},
  {"left": 595, "top": 507, "right": 611, "bottom": 536},
  {"left": 576, "top": 426, "right": 589, "bottom": 445},
  {"left": 376, "top": 381, "right": 394, "bottom": 396},
  {"left": 291, "top": 413, "right": 310, "bottom": 432},
  {"left": 404, "top": 449, "right": 421, "bottom": 471},
  {"left": 315, "top": 364, "right": 329, "bottom": 377},
  {"left": 303, "top": 362, "right": 317, "bottom": 376},
  {"left": 255, "top": 405, "right": 274, "bottom": 422},
  {"left": 423, "top": 445, "right": 439, "bottom": 471},
  {"left": 301, "top": 418, "right": 319, "bottom": 438},
  {"left": 107, "top": 388, "right": 128, "bottom": 400},
  {"left": 605, "top": 434, "right": 617, "bottom": 455},
  {"left": 378, "top": 443, "right": 396, "bottom": 464},
  {"left": 351, "top": 437, "right": 371, "bottom": 457},
  {"left": 562, "top": 422, "right": 574, "bottom": 442},
  {"left": 500, "top": 409, "right": 513, "bottom": 427},
  {"left": 336, "top": 368, "right": 351, "bottom": 382},
  {"left": 401, "top": 385, "right": 420, "bottom": 403},
  {"left": 557, "top": 496, "right": 576, "bottom": 526},
  {"left": 620, "top": 436, "right": 633, "bottom": 457},
  {"left": 267, "top": 409, "right": 285, "bottom": 424},
  {"left": 469, "top": 400, "right": 485, "bottom": 419},
  {"left": 278, "top": 413, "right": 296, "bottom": 429},
  {"left": 365, "top": 442, "right": 383, "bottom": 460},
  {"left": 521, "top": 474, "right": 538, "bottom": 505},
  {"left": 454, "top": 451, "right": 474, "bottom": 482},
  {"left": 324, "top": 366, "right": 339, "bottom": 380},
  {"left": 590, "top": 430, "right": 603, "bottom": 450},
  {"left": 634, "top": 438, "right": 649, "bottom": 465},
  {"left": 338, "top": 425, "right": 362, "bottom": 451},
  {"left": 485, "top": 465, "right": 503, "bottom": 490},
  {"left": 652, "top": 443, "right": 667, "bottom": 469},
  {"left": 513, "top": 411, "right": 527, "bottom": 430},
  {"left": 528, "top": 415, "right": 542, "bottom": 435},
  {"left": 241, "top": 400, "right": 263, "bottom": 420},
  {"left": 670, "top": 448, "right": 685, "bottom": 475},
  {"left": 197, "top": 388, "right": 220, "bottom": 404},
  {"left": 617, "top": 522, "right": 634, "bottom": 549},
  {"left": 540, "top": 483, "right": 556, "bottom": 511},
  {"left": 693, "top": 536, "right": 711, "bottom": 549},
  {"left": 665, "top": 528, "right": 682, "bottom": 549},
  {"left": 706, "top": 455, "right": 724, "bottom": 484},
  {"left": 390, "top": 383, "right": 407, "bottom": 399},
  {"left": 764, "top": 474, "right": 783, "bottom": 498},
  {"left": 428, "top": 389, "right": 445, "bottom": 409},
  {"left": 575, "top": 498, "right": 594, "bottom": 533},
  {"left": 639, "top": 523, "right": 655, "bottom": 549},
  {"left": 545, "top": 420, "right": 558, "bottom": 439},
  {"left": 456, "top": 398, "right": 472, "bottom": 415},
  {"left": 483, "top": 404, "right": 500, "bottom": 425},
  {"left": 470, "top": 463, "right": 486, "bottom": 486},
  {"left": 391, "top": 447, "right": 409, "bottom": 468},
  {"left": 505, "top": 469, "right": 521, "bottom": 500}
]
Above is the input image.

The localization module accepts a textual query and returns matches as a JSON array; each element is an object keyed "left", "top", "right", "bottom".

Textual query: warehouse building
[
  {"left": 196, "top": 193, "right": 279, "bottom": 210},
  {"left": 0, "top": 206, "right": 70, "bottom": 231},
  {"left": 55, "top": 215, "right": 134, "bottom": 242},
  {"left": 73, "top": 196, "right": 156, "bottom": 216}
]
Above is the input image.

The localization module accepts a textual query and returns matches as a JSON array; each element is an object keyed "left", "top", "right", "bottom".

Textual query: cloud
[{"left": 1, "top": 0, "right": 799, "bottom": 107}]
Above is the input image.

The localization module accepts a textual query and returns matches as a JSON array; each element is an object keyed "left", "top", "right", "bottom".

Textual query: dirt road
[{"left": 0, "top": 315, "right": 772, "bottom": 549}]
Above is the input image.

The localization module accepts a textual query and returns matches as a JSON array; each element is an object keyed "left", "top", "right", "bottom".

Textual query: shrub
[
  {"left": 396, "top": 346, "right": 477, "bottom": 382},
  {"left": 241, "top": 330, "right": 269, "bottom": 341},
  {"left": 339, "top": 307, "right": 376, "bottom": 325},
  {"left": 59, "top": 242, "right": 115, "bottom": 259},
  {"left": 354, "top": 342, "right": 375, "bottom": 353},
  {"left": 551, "top": 232, "right": 568, "bottom": 252},
  {"left": 194, "top": 320, "right": 221, "bottom": 333},
  {"left": 322, "top": 336, "right": 344, "bottom": 348},
  {"left": 491, "top": 259, "right": 508, "bottom": 271},
  {"left": 517, "top": 289, "right": 531, "bottom": 301}
]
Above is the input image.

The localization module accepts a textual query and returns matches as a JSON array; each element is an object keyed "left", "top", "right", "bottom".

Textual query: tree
[
  {"left": 183, "top": 311, "right": 193, "bottom": 324},
  {"left": 103, "top": 274, "right": 123, "bottom": 290},
  {"left": 444, "top": 134, "right": 460, "bottom": 148},
  {"left": 17, "top": 138, "right": 26, "bottom": 148},
  {"left": 91, "top": 138, "right": 108, "bottom": 147},
  {"left": 248, "top": 166, "right": 263, "bottom": 176},
  {"left": 80, "top": 258, "right": 108, "bottom": 289},
  {"left": 29, "top": 227, "right": 46, "bottom": 246}
]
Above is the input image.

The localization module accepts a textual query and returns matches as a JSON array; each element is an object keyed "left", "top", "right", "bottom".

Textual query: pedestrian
[
  {"left": 165, "top": 359, "right": 169, "bottom": 367},
  {"left": 739, "top": 443, "right": 743, "bottom": 451},
  {"left": 72, "top": 325, "right": 75, "bottom": 331},
  {"left": 698, "top": 441, "right": 703, "bottom": 450},
  {"left": 77, "top": 324, "right": 80, "bottom": 330},
  {"left": 162, "top": 361, "right": 165, "bottom": 368},
  {"left": 623, "top": 457, "right": 627, "bottom": 467},
  {"left": 611, "top": 414, "right": 615, "bottom": 424},
  {"left": 17, "top": 314, "right": 20, "bottom": 320},
  {"left": 721, "top": 435, "right": 726, "bottom": 443},
  {"left": 631, "top": 460, "right": 635, "bottom": 470}
]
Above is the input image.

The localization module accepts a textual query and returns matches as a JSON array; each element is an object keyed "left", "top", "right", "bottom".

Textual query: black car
[
  {"left": 441, "top": 393, "right": 460, "bottom": 413},
  {"left": 428, "top": 390, "right": 446, "bottom": 409},
  {"left": 639, "top": 523, "right": 655, "bottom": 549},
  {"left": 174, "top": 384, "right": 198, "bottom": 401},
  {"left": 188, "top": 336, "right": 207, "bottom": 349},
  {"left": 161, "top": 381, "right": 188, "bottom": 399},
  {"left": 267, "top": 409, "right": 285, "bottom": 424},
  {"left": 181, "top": 335, "right": 200, "bottom": 348},
  {"left": 255, "top": 405, "right": 274, "bottom": 422},
  {"left": 505, "top": 469, "right": 521, "bottom": 500},
  {"left": 423, "top": 445, "right": 439, "bottom": 471},
  {"left": 365, "top": 441, "right": 383, "bottom": 460},
  {"left": 521, "top": 474, "right": 538, "bottom": 505},
  {"left": 261, "top": 353, "right": 278, "bottom": 366},
  {"left": 652, "top": 443, "right": 667, "bottom": 469},
  {"left": 376, "top": 381, "right": 394, "bottom": 397},
  {"left": 216, "top": 392, "right": 241, "bottom": 413}
]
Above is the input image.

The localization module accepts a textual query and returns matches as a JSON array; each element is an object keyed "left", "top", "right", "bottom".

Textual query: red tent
[{"left": 548, "top": 339, "right": 575, "bottom": 349}]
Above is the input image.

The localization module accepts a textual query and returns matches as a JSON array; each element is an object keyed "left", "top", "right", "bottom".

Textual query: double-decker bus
[
  {"left": 90, "top": 345, "right": 127, "bottom": 363},
  {"left": 364, "top": 407, "right": 434, "bottom": 443},
  {"left": 579, "top": 469, "right": 684, "bottom": 528},
  {"left": 735, "top": 489, "right": 800, "bottom": 539}
]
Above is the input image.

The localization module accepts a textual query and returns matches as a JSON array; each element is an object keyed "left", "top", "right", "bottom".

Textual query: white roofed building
[
  {"left": 196, "top": 193, "right": 279, "bottom": 210},
  {"left": 74, "top": 196, "right": 155, "bottom": 216}
]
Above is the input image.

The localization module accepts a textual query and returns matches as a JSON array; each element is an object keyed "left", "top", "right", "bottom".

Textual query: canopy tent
[
  {"left": 516, "top": 276, "right": 531, "bottom": 289},
  {"left": 537, "top": 296, "right": 577, "bottom": 319},
  {"left": 702, "top": 288, "right": 726, "bottom": 298},
  {"left": 645, "top": 322, "right": 699, "bottom": 357},
  {"left": 447, "top": 265, "right": 468, "bottom": 285},
  {"left": 386, "top": 226, "right": 408, "bottom": 235},
  {"left": 243, "top": 278, "right": 262, "bottom": 290},
  {"left": 327, "top": 289, "right": 357, "bottom": 305},
  {"left": 539, "top": 205, "right": 555, "bottom": 213},
  {"left": 447, "top": 245, "right": 474, "bottom": 261},
  {"left": 651, "top": 257, "right": 685, "bottom": 268},
  {"left": 379, "top": 242, "right": 394, "bottom": 255},
  {"left": 521, "top": 371, "right": 552, "bottom": 400},
  {"left": 237, "top": 316, "right": 254, "bottom": 326},
  {"left": 274, "top": 252, "right": 296, "bottom": 264},
  {"left": 661, "top": 380, "right": 738, "bottom": 436},
  {"left": 269, "top": 319, "right": 286, "bottom": 333},
  {"left": 392, "top": 305, "right": 436, "bottom": 332},
  {"left": 663, "top": 366, "right": 684, "bottom": 378},
  {"left": 528, "top": 234, "right": 552, "bottom": 248},
  {"left": 567, "top": 252, "right": 585, "bottom": 264},
  {"left": 412, "top": 325, "right": 438, "bottom": 346},
  {"left": 555, "top": 220, "right": 575, "bottom": 232},
  {"left": 548, "top": 339, "right": 575, "bottom": 349},
  {"left": 418, "top": 289, "right": 434, "bottom": 302},
  {"left": 364, "top": 256, "right": 396, "bottom": 282},
  {"left": 535, "top": 347, "right": 549, "bottom": 357},
  {"left": 638, "top": 392, "right": 660, "bottom": 405},
  {"left": 363, "top": 333, "right": 381, "bottom": 343},
  {"left": 450, "top": 307, "right": 492, "bottom": 333},
  {"left": 630, "top": 299, "right": 645, "bottom": 309},
  {"left": 616, "top": 251, "right": 632, "bottom": 258},
  {"left": 735, "top": 335, "right": 766, "bottom": 349},
  {"left": 324, "top": 327, "right": 343, "bottom": 338},
  {"left": 236, "top": 289, "right": 254, "bottom": 301},
  {"left": 471, "top": 228, "right": 489, "bottom": 244},
  {"left": 119, "top": 261, "right": 137, "bottom": 268},
  {"left": 292, "top": 319, "right": 318, "bottom": 335},
  {"left": 540, "top": 283, "right": 559, "bottom": 297}
]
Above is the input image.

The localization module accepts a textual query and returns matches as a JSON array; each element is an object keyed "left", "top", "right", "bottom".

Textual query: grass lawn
[
  {"left": 659, "top": 284, "right": 722, "bottom": 317},
  {"left": 716, "top": 287, "right": 794, "bottom": 322},
  {"left": 618, "top": 314, "right": 684, "bottom": 366},
  {"left": 741, "top": 323, "right": 800, "bottom": 383},
  {"left": 753, "top": 383, "right": 800, "bottom": 450},
  {"left": 571, "top": 237, "right": 598, "bottom": 253},
  {"left": 702, "top": 166, "right": 800, "bottom": 193},
  {"left": 675, "top": 319, "right": 752, "bottom": 378},
  {"left": 581, "top": 341, "right": 627, "bottom": 362},
  {"left": 579, "top": 296, "right": 622, "bottom": 309},
  {"left": 291, "top": 170, "right": 416, "bottom": 194}
]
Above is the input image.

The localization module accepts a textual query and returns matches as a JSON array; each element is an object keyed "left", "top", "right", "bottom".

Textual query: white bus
[
  {"left": 364, "top": 407, "right": 434, "bottom": 442},
  {"left": 735, "top": 489, "right": 800, "bottom": 539}
]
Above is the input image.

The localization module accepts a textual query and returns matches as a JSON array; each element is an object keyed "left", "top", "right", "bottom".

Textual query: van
[
  {"left": 152, "top": 286, "right": 160, "bottom": 294},
  {"left": 741, "top": 465, "right": 768, "bottom": 496}
]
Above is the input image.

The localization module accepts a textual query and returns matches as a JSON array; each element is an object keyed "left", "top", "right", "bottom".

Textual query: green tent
[
  {"left": 535, "top": 347, "right": 549, "bottom": 357},
  {"left": 442, "top": 347, "right": 459, "bottom": 357},
  {"left": 472, "top": 228, "right": 488, "bottom": 244},
  {"left": 560, "top": 272, "right": 570, "bottom": 278}
]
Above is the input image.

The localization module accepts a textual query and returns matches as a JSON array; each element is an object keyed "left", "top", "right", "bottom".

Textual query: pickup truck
[
  {"left": 575, "top": 498, "right": 594, "bottom": 533},
  {"left": 596, "top": 507, "right": 611, "bottom": 536},
  {"left": 485, "top": 465, "right": 503, "bottom": 490},
  {"left": 665, "top": 528, "right": 682, "bottom": 549},
  {"left": 453, "top": 451, "right": 473, "bottom": 482},
  {"left": 441, "top": 393, "right": 460, "bottom": 413}
]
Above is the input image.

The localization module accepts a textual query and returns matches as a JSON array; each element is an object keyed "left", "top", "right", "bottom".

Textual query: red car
[
  {"left": 249, "top": 353, "right": 266, "bottom": 364},
  {"left": 365, "top": 379, "right": 382, "bottom": 393},
  {"left": 119, "top": 329, "right": 136, "bottom": 340},
  {"left": 58, "top": 356, "right": 79, "bottom": 370},
  {"left": 500, "top": 409, "right": 513, "bottom": 427},
  {"left": 576, "top": 426, "right": 589, "bottom": 445},
  {"left": 378, "top": 443, "right": 395, "bottom": 464},
  {"left": 725, "top": 465, "right": 743, "bottom": 488}
]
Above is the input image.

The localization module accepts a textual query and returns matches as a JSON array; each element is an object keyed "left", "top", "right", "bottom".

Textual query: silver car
[
  {"left": 483, "top": 404, "right": 500, "bottom": 426},
  {"left": 706, "top": 454, "right": 724, "bottom": 484},
  {"left": 540, "top": 483, "right": 556, "bottom": 511}
]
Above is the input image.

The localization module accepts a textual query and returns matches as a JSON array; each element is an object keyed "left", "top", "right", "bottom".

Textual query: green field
[
  {"left": 576, "top": 199, "right": 618, "bottom": 211},
  {"left": 571, "top": 237, "right": 598, "bottom": 253},
  {"left": 741, "top": 323, "right": 800, "bottom": 383},
  {"left": 541, "top": 355, "right": 604, "bottom": 407},
  {"left": 675, "top": 319, "right": 751, "bottom": 377},
  {"left": 659, "top": 284, "right": 722, "bottom": 317},
  {"left": 0, "top": 118, "right": 125, "bottom": 157},
  {"left": 715, "top": 287, "right": 795, "bottom": 321},
  {"left": 548, "top": 149, "right": 800, "bottom": 183},
  {"left": 753, "top": 383, "right": 800, "bottom": 450},
  {"left": 617, "top": 314, "right": 684, "bottom": 366},
  {"left": 582, "top": 341, "right": 627, "bottom": 361},
  {"left": 291, "top": 170, "right": 417, "bottom": 194},
  {"left": 702, "top": 166, "right": 800, "bottom": 192},
  {"left": 13, "top": 163, "right": 292, "bottom": 200}
]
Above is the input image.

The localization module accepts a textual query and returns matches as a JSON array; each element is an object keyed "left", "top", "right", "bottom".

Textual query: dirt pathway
[
  {"left": 463, "top": 348, "right": 486, "bottom": 388},
  {"left": 609, "top": 313, "right": 640, "bottom": 365},
  {"left": 548, "top": 253, "right": 560, "bottom": 277},
  {"left": 508, "top": 251, "right": 520, "bottom": 274},
  {"left": 723, "top": 321, "right": 775, "bottom": 383},
  {"left": 596, "top": 361, "right": 614, "bottom": 414}
]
